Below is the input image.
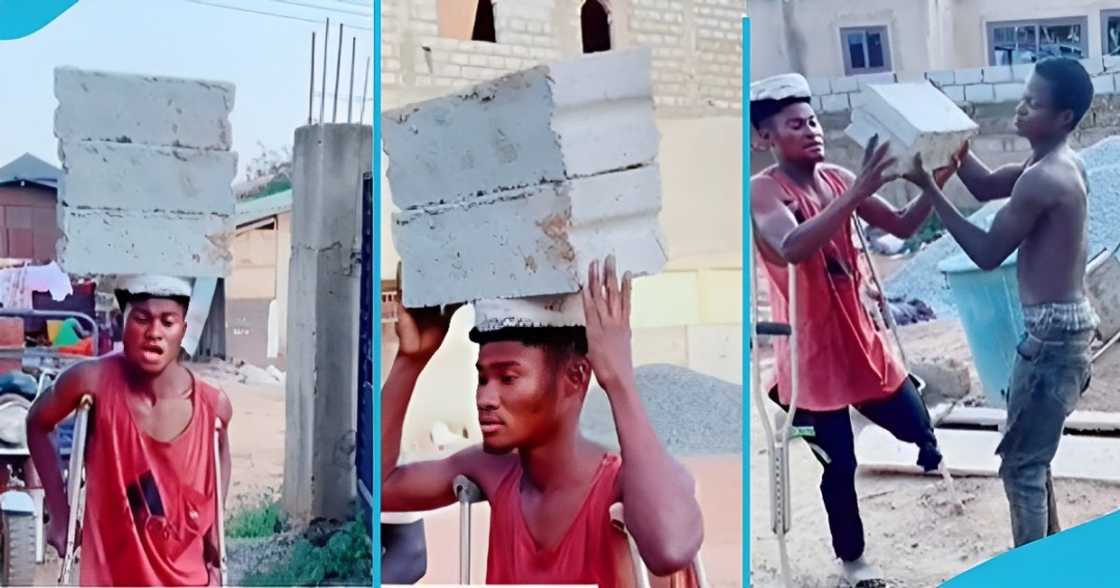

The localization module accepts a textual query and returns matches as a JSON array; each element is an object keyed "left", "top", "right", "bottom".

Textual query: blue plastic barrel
[{"left": 938, "top": 250, "right": 1025, "bottom": 408}]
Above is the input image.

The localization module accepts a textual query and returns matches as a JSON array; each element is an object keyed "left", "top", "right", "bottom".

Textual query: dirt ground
[
  {"left": 747, "top": 401, "right": 1120, "bottom": 587},
  {"left": 31, "top": 362, "right": 286, "bottom": 585}
]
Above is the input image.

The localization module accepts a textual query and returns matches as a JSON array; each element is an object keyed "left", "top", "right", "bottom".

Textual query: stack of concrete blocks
[
  {"left": 53, "top": 67, "right": 237, "bottom": 277},
  {"left": 383, "top": 48, "right": 668, "bottom": 318},
  {"left": 845, "top": 81, "right": 979, "bottom": 176}
]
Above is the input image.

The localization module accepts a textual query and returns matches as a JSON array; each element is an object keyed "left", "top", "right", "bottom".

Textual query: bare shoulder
[
  {"left": 749, "top": 170, "right": 783, "bottom": 204},
  {"left": 55, "top": 354, "right": 111, "bottom": 395},
  {"left": 1016, "top": 156, "right": 1083, "bottom": 206}
]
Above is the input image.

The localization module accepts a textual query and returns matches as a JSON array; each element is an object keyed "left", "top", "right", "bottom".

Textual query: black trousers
[{"left": 770, "top": 378, "right": 941, "bottom": 562}]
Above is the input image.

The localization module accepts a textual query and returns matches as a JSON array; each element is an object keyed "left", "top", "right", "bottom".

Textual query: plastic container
[{"left": 938, "top": 250, "right": 1024, "bottom": 408}]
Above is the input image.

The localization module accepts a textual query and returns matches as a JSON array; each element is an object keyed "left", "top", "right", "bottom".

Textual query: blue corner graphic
[
  {"left": 943, "top": 509, "right": 1120, "bottom": 585},
  {"left": 0, "top": 0, "right": 77, "bottom": 40}
]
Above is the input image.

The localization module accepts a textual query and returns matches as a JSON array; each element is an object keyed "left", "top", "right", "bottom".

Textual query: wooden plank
[
  {"left": 855, "top": 425, "right": 1120, "bottom": 483},
  {"left": 939, "top": 406, "right": 1120, "bottom": 432}
]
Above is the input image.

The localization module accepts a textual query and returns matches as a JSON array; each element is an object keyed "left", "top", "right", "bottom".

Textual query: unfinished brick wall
[
  {"left": 381, "top": 0, "right": 742, "bottom": 115},
  {"left": 752, "top": 57, "right": 1120, "bottom": 210}
]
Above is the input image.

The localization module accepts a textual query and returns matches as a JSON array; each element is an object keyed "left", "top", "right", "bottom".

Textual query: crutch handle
[
  {"left": 453, "top": 475, "right": 484, "bottom": 504},
  {"left": 756, "top": 322, "right": 792, "bottom": 337}
]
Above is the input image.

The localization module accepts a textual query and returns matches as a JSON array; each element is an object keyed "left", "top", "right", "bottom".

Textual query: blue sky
[{"left": 1, "top": 0, "right": 372, "bottom": 180}]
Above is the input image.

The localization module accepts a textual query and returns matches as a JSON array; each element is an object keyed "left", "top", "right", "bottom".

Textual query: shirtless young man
[
  {"left": 27, "top": 275, "right": 233, "bottom": 586},
  {"left": 749, "top": 73, "right": 960, "bottom": 586},
  {"left": 903, "top": 57, "right": 1097, "bottom": 548},
  {"left": 381, "top": 256, "right": 703, "bottom": 586}
]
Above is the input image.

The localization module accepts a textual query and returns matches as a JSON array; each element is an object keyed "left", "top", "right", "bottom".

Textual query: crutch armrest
[{"left": 453, "top": 475, "right": 485, "bottom": 504}]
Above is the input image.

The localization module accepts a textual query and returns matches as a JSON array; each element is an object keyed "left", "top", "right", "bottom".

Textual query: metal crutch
[
  {"left": 58, "top": 394, "right": 93, "bottom": 585},
  {"left": 853, "top": 221, "right": 964, "bottom": 514},
  {"left": 750, "top": 242, "right": 801, "bottom": 588},
  {"left": 609, "top": 502, "right": 711, "bottom": 588},
  {"left": 453, "top": 475, "right": 485, "bottom": 585},
  {"left": 213, "top": 419, "right": 229, "bottom": 586}
]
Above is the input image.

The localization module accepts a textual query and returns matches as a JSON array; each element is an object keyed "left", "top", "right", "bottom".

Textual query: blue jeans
[{"left": 996, "top": 329, "right": 1093, "bottom": 548}]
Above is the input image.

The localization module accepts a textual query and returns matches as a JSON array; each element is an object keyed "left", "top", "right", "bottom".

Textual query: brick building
[{"left": 381, "top": 0, "right": 742, "bottom": 113}]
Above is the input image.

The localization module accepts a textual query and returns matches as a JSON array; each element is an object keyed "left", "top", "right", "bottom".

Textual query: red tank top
[
  {"left": 486, "top": 454, "right": 626, "bottom": 587},
  {"left": 80, "top": 355, "right": 220, "bottom": 587},
  {"left": 755, "top": 165, "right": 907, "bottom": 411}
]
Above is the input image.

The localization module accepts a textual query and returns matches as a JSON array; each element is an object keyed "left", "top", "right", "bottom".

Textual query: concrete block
[
  {"left": 1105, "top": 55, "right": 1120, "bottom": 73},
  {"left": 830, "top": 76, "right": 859, "bottom": 94},
  {"left": 845, "top": 81, "right": 978, "bottom": 176},
  {"left": 981, "top": 66, "right": 1013, "bottom": 84},
  {"left": 925, "top": 70, "right": 956, "bottom": 87},
  {"left": 1094, "top": 74, "right": 1117, "bottom": 96},
  {"left": 911, "top": 358, "right": 970, "bottom": 404},
  {"left": 57, "top": 209, "right": 232, "bottom": 277},
  {"left": 955, "top": 68, "right": 983, "bottom": 85},
  {"left": 993, "top": 82, "right": 1024, "bottom": 104},
  {"left": 942, "top": 85, "right": 966, "bottom": 104},
  {"left": 1081, "top": 56, "right": 1105, "bottom": 76},
  {"left": 1086, "top": 249, "right": 1120, "bottom": 341},
  {"left": 820, "top": 92, "right": 850, "bottom": 113},
  {"left": 1012, "top": 63, "right": 1036, "bottom": 82},
  {"left": 382, "top": 48, "right": 658, "bottom": 210},
  {"left": 853, "top": 72, "right": 897, "bottom": 88},
  {"left": 58, "top": 141, "right": 236, "bottom": 215},
  {"left": 964, "top": 83, "right": 996, "bottom": 103},
  {"left": 54, "top": 67, "right": 234, "bottom": 150},
  {"left": 807, "top": 77, "right": 831, "bottom": 96},
  {"left": 392, "top": 165, "right": 667, "bottom": 308}
]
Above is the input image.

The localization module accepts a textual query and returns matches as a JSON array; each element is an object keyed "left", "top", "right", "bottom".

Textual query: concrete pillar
[{"left": 282, "top": 123, "right": 372, "bottom": 521}]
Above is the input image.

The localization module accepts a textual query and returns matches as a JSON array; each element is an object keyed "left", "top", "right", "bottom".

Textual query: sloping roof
[
  {"left": 0, "top": 153, "right": 61, "bottom": 190},
  {"left": 235, "top": 189, "right": 293, "bottom": 227}
]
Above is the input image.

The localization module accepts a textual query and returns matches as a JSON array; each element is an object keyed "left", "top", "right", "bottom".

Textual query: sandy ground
[
  {"left": 412, "top": 454, "right": 743, "bottom": 587},
  {"left": 747, "top": 401, "right": 1120, "bottom": 587},
  {"left": 31, "top": 363, "right": 286, "bottom": 585},
  {"left": 750, "top": 251, "right": 1120, "bottom": 586}
]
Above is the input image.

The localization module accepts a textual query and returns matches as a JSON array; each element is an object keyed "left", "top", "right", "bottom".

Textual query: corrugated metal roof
[
  {"left": 0, "top": 153, "right": 61, "bottom": 190},
  {"left": 235, "top": 189, "right": 292, "bottom": 227}
]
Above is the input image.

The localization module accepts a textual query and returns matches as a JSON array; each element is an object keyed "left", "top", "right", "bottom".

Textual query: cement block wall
[
  {"left": 381, "top": 0, "right": 742, "bottom": 115},
  {"left": 283, "top": 123, "right": 372, "bottom": 521},
  {"left": 753, "top": 59, "right": 1120, "bottom": 210}
]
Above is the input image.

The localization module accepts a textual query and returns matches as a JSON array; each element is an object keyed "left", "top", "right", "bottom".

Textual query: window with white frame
[
  {"left": 988, "top": 17, "right": 1088, "bottom": 65},
  {"left": 1103, "top": 10, "right": 1120, "bottom": 56},
  {"left": 840, "top": 26, "right": 891, "bottom": 75}
]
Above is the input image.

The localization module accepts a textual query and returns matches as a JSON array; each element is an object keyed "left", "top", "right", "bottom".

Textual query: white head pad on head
[
  {"left": 749, "top": 73, "right": 812, "bottom": 103},
  {"left": 472, "top": 294, "right": 585, "bottom": 334},
  {"left": 115, "top": 275, "right": 193, "bottom": 309}
]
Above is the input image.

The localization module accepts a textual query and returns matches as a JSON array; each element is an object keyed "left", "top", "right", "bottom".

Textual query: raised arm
[
  {"left": 581, "top": 256, "right": 702, "bottom": 577},
  {"left": 27, "top": 359, "right": 98, "bottom": 557},
  {"left": 957, "top": 146, "right": 1026, "bottom": 202},
  {"left": 380, "top": 304, "right": 492, "bottom": 512},
  {"left": 751, "top": 136, "right": 896, "bottom": 264},
  {"left": 905, "top": 154, "right": 1050, "bottom": 270}
]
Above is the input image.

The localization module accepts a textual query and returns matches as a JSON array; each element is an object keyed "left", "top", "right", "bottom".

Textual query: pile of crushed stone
[{"left": 579, "top": 364, "right": 742, "bottom": 456}]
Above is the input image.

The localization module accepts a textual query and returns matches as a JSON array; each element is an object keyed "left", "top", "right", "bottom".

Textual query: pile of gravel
[
  {"left": 578, "top": 364, "right": 742, "bottom": 456},
  {"left": 885, "top": 137, "right": 1120, "bottom": 317}
]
